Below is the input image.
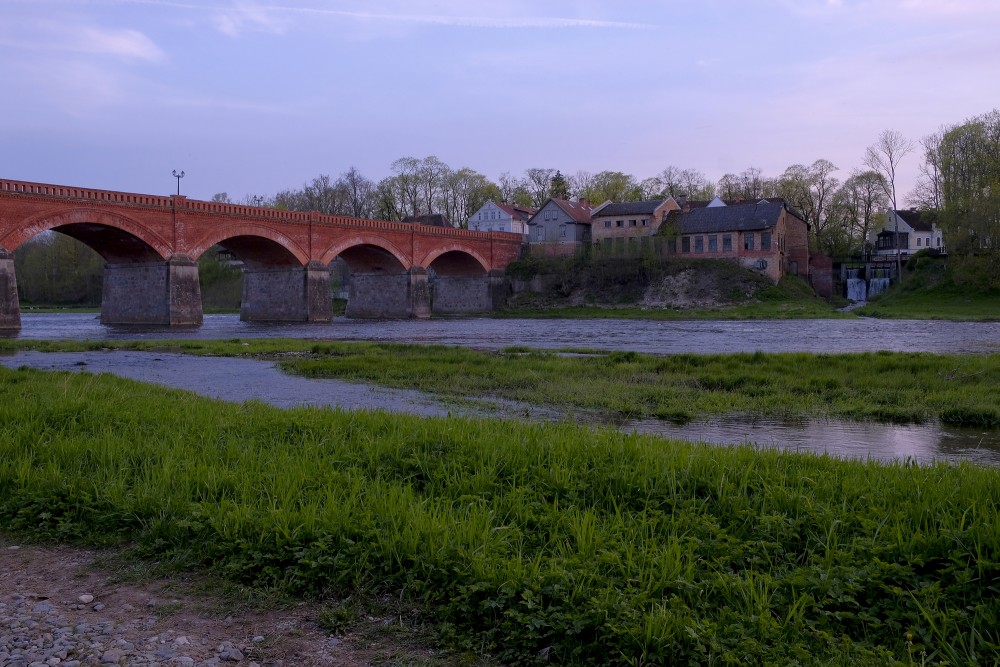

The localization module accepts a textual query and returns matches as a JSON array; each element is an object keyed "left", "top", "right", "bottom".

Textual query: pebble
[{"left": 0, "top": 591, "right": 274, "bottom": 666}]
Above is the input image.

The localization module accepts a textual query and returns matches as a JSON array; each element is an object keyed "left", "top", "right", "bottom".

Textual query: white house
[
  {"left": 468, "top": 200, "right": 536, "bottom": 237},
  {"left": 873, "top": 209, "right": 946, "bottom": 258}
]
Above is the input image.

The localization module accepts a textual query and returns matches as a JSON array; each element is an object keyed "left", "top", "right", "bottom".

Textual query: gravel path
[{"left": 0, "top": 541, "right": 447, "bottom": 666}]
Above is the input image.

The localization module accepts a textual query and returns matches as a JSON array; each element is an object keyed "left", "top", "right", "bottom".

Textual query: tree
[
  {"left": 908, "top": 129, "right": 945, "bottom": 210},
  {"left": 935, "top": 109, "right": 1000, "bottom": 251},
  {"left": 864, "top": 129, "right": 914, "bottom": 212},
  {"left": 337, "top": 166, "right": 376, "bottom": 218},
  {"left": 776, "top": 160, "right": 840, "bottom": 252},
  {"left": 833, "top": 170, "right": 890, "bottom": 254},
  {"left": 210, "top": 192, "right": 232, "bottom": 203},
  {"left": 497, "top": 172, "right": 530, "bottom": 206},
  {"left": 524, "top": 168, "right": 556, "bottom": 207},
  {"left": 578, "top": 171, "right": 641, "bottom": 203},
  {"left": 549, "top": 170, "right": 570, "bottom": 200}
]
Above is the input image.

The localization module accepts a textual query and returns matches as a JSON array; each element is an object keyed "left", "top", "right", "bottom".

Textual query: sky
[{"left": 2, "top": 0, "right": 998, "bottom": 203}]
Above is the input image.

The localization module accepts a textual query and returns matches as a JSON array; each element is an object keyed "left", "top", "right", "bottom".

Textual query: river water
[
  {"left": 8, "top": 312, "right": 1000, "bottom": 354},
  {"left": 4, "top": 344, "right": 999, "bottom": 467}
]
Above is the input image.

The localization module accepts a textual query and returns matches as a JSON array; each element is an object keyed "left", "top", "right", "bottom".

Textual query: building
[
  {"left": 401, "top": 213, "right": 451, "bottom": 227},
  {"left": 468, "top": 200, "right": 536, "bottom": 237},
  {"left": 660, "top": 199, "right": 810, "bottom": 283},
  {"left": 873, "top": 209, "right": 945, "bottom": 258},
  {"left": 526, "top": 198, "right": 594, "bottom": 255},
  {"left": 590, "top": 198, "right": 680, "bottom": 245}
]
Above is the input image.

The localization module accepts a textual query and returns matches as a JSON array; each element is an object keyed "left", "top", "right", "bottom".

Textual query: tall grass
[{"left": 2, "top": 366, "right": 999, "bottom": 665}]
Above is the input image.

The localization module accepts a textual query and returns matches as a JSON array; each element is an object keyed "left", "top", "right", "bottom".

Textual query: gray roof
[
  {"left": 668, "top": 201, "right": 786, "bottom": 234},
  {"left": 593, "top": 200, "right": 666, "bottom": 217}
]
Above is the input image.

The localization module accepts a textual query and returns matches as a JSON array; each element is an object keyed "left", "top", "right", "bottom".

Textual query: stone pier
[
  {"left": 101, "top": 255, "right": 203, "bottom": 326},
  {"left": 240, "top": 261, "right": 332, "bottom": 322},
  {"left": 347, "top": 267, "right": 430, "bottom": 318},
  {"left": 0, "top": 248, "right": 20, "bottom": 330}
]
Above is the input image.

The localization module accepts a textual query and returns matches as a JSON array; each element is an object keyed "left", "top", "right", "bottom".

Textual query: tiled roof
[
  {"left": 895, "top": 209, "right": 933, "bottom": 232},
  {"left": 592, "top": 200, "right": 666, "bottom": 217},
  {"left": 552, "top": 198, "right": 593, "bottom": 223},
  {"left": 496, "top": 202, "right": 536, "bottom": 222},
  {"left": 664, "top": 202, "right": 786, "bottom": 234}
]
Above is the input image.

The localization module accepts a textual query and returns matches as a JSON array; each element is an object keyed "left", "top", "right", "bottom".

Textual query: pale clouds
[
  {"left": 0, "top": 18, "right": 163, "bottom": 61},
  {"left": 212, "top": 1, "right": 290, "bottom": 36}
]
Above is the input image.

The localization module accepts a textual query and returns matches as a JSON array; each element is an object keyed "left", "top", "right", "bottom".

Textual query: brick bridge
[{"left": 0, "top": 179, "right": 524, "bottom": 329}]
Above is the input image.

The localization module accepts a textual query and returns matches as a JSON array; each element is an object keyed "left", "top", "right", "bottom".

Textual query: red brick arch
[
  {"left": 320, "top": 235, "right": 410, "bottom": 269},
  {"left": 418, "top": 244, "right": 491, "bottom": 273},
  {"left": 0, "top": 207, "right": 171, "bottom": 259},
  {"left": 188, "top": 224, "right": 310, "bottom": 265}
]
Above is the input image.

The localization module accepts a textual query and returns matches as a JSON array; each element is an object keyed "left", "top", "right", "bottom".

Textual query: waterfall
[
  {"left": 845, "top": 268, "right": 867, "bottom": 302},
  {"left": 868, "top": 276, "right": 890, "bottom": 297}
]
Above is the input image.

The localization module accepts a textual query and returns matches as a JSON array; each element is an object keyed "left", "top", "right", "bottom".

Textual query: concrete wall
[
  {"left": 241, "top": 262, "right": 331, "bottom": 322},
  {"left": 0, "top": 248, "right": 20, "bottom": 329},
  {"left": 347, "top": 268, "right": 430, "bottom": 318},
  {"left": 101, "top": 256, "right": 202, "bottom": 326}
]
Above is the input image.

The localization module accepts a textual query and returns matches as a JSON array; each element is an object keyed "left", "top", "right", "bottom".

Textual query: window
[
  {"left": 629, "top": 219, "right": 637, "bottom": 227},
  {"left": 926, "top": 237, "right": 931, "bottom": 246},
  {"left": 761, "top": 231, "right": 771, "bottom": 250},
  {"left": 641, "top": 218, "right": 648, "bottom": 226},
  {"left": 682, "top": 236, "right": 691, "bottom": 253},
  {"left": 936, "top": 237, "right": 941, "bottom": 247},
  {"left": 744, "top": 233, "right": 755, "bottom": 251},
  {"left": 708, "top": 235, "right": 718, "bottom": 252},
  {"left": 616, "top": 220, "right": 624, "bottom": 227},
  {"left": 695, "top": 236, "right": 704, "bottom": 253},
  {"left": 560, "top": 224, "right": 567, "bottom": 238},
  {"left": 604, "top": 220, "right": 612, "bottom": 228},
  {"left": 722, "top": 234, "right": 732, "bottom": 252},
  {"left": 536, "top": 227, "right": 545, "bottom": 240},
  {"left": 917, "top": 237, "right": 922, "bottom": 247}
]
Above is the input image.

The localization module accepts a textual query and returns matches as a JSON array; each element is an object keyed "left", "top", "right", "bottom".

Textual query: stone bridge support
[
  {"left": 431, "top": 270, "right": 508, "bottom": 315},
  {"left": 347, "top": 266, "right": 430, "bottom": 318},
  {"left": 0, "top": 248, "right": 20, "bottom": 330},
  {"left": 241, "top": 261, "right": 332, "bottom": 322},
  {"left": 101, "top": 255, "right": 203, "bottom": 326}
]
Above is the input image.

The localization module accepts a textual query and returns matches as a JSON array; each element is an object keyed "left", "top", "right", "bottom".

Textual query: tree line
[{"left": 208, "top": 107, "right": 997, "bottom": 262}]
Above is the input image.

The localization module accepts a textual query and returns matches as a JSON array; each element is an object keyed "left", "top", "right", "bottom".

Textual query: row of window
[
  {"left": 602, "top": 218, "right": 649, "bottom": 228},
  {"left": 680, "top": 231, "right": 773, "bottom": 254},
  {"left": 477, "top": 210, "right": 504, "bottom": 221},
  {"left": 915, "top": 236, "right": 941, "bottom": 247}
]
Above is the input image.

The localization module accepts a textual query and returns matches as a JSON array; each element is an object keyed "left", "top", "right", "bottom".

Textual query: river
[{"left": 7, "top": 312, "right": 1000, "bottom": 354}]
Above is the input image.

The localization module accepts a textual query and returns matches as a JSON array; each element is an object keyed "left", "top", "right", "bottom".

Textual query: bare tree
[
  {"left": 337, "top": 166, "right": 376, "bottom": 218},
  {"left": 864, "top": 129, "right": 915, "bottom": 211},
  {"left": 497, "top": 171, "right": 526, "bottom": 204},
  {"left": 908, "top": 129, "right": 945, "bottom": 209},
  {"left": 524, "top": 168, "right": 556, "bottom": 207}
]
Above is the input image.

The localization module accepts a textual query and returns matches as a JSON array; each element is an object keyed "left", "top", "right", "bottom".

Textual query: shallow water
[
  {"left": 4, "top": 350, "right": 997, "bottom": 467},
  {"left": 8, "top": 312, "right": 1000, "bottom": 354}
]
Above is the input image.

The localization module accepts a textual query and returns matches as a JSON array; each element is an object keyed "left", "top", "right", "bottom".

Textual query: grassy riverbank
[
  {"left": 3, "top": 339, "right": 999, "bottom": 426},
  {"left": 2, "top": 365, "right": 999, "bottom": 665}
]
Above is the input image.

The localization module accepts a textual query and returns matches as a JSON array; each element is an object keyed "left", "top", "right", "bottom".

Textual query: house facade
[
  {"left": 873, "top": 209, "right": 945, "bottom": 258},
  {"left": 468, "top": 200, "right": 536, "bottom": 237},
  {"left": 660, "top": 199, "right": 810, "bottom": 283},
  {"left": 590, "top": 198, "right": 680, "bottom": 244},
  {"left": 526, "top": 198, "right": 594, "bottom": 255}
]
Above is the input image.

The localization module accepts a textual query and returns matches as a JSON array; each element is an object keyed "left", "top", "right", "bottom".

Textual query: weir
[
  {"left": 241, "top": 261, "right": 332, "bottom": 322},
  {"left": 101, "top": 255, "right": 203, "bottom": 326}
]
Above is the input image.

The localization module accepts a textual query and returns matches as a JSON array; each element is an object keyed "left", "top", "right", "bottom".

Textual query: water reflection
[{"left": 3, "top": 351, "right": 998, "bottom": 467}]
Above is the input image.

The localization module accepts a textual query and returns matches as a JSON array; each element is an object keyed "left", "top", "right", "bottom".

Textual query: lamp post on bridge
[{"left": 172, "top": 170, "right": 185, "bottom": 196}]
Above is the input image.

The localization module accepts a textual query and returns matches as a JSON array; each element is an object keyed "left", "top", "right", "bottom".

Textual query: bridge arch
[
  {"left": 419, "top": 244, "right": 491, "bottom": 276},
  {"left": 188, "top": 224, "right": 309, "bottom": 268},
  {"left": 0, "top": 208, "right": 171, "bottom": 262},
  {"left": 320, "top": 235, "right": 410, "bottom": 272}
]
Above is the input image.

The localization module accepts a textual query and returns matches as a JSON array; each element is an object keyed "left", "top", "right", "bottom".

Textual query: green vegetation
[
  {"left": 503, "top": 256, "right": 848, "bottom": 319},
  {"left": 4, "top": 339, "right": 998, "bottom": 426},
  {"left": 286, "top": 344, "right": 1000, "bottom": 427},
  {"left": 3, "top": 366, "right": 999, "bottom": 665},
  {"left": 857, "top": 254, "right": 1000, "bottom": 321}
]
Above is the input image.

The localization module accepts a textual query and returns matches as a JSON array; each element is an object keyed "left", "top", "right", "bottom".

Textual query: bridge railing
[{"left": 1, "top": 178, "right": 522, "bottom": 241}]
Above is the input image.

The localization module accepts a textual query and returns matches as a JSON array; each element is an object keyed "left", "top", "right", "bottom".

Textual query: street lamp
[
  {"left": 251, "top": 195, "right": 263, "bottom": 207},
  {"left": 172, "top": 170, "right": 185, "bottom": 196}
]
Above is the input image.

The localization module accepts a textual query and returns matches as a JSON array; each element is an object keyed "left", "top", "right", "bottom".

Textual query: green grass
[
  {"left": 2, "top": 366, "right": 1000, "bottom": 665},
  {"left": 285, "top": 344, "right": 1000, "bottom": 427},
  {"left": 3, "top": 339, "right": 999, "bottom": 427},
  {"left": 857, "top": 255, "right": 1000, "bottom": 321}
]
